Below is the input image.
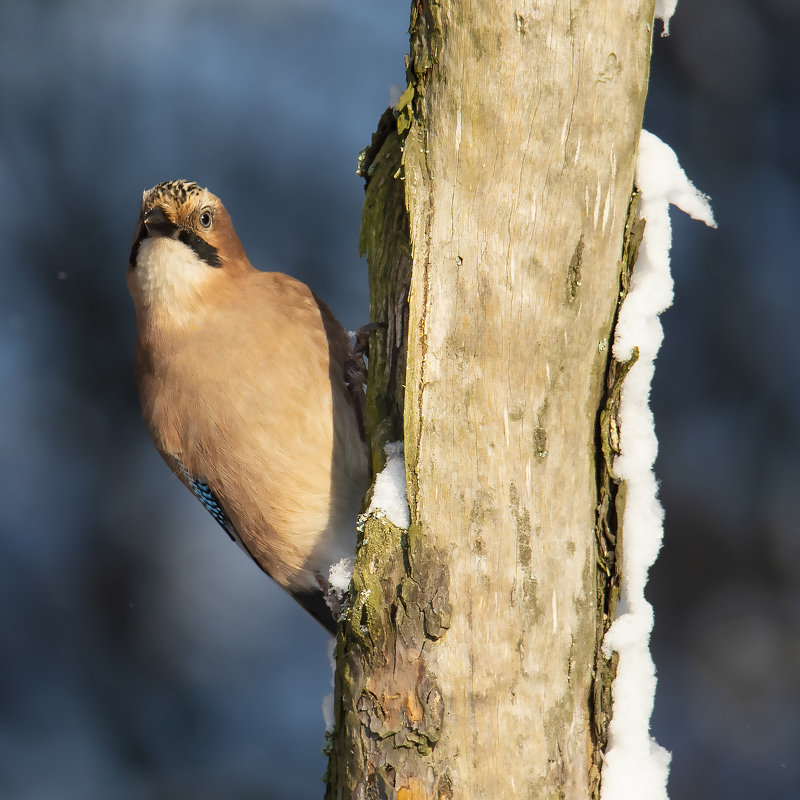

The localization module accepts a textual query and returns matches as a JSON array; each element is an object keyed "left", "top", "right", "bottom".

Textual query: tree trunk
[{"left": 326, "top": 2, "right": 656, "bottom": 798}]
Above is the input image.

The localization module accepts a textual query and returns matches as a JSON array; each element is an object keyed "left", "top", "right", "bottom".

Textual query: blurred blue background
[{"left": 0, "top": 1, "right": 796, "bottom": 798}]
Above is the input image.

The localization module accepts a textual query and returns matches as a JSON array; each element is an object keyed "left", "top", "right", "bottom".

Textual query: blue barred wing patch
[{"left": 178, "top": 462, "right": 239, "bottom": 544}]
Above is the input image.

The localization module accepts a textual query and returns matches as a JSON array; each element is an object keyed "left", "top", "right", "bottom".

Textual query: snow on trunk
[{"left": 600, "top": 129, "right": 715, "bottom": 800}]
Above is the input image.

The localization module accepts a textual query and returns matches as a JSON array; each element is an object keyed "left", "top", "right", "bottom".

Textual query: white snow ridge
[{"left": 600, "top": 129, "right": 715, "bottom": 800}]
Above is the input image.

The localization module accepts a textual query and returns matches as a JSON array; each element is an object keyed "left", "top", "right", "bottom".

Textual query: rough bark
[{"left": 326, "top": 2, "right": 656, "bottom": 798}]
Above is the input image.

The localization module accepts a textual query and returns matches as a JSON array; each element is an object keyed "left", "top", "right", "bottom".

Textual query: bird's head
[{"left": 127, "top": 180, "right": 250, "bottom": 324}]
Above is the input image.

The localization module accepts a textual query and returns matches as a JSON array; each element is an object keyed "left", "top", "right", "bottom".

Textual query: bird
[{"left": 126, "top": 179, "right": 369, "bottom": 634}]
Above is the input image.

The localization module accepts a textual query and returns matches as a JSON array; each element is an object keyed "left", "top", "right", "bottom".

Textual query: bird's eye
[{"left": 198, "top": 210, "right": 213, "bottom": 229}]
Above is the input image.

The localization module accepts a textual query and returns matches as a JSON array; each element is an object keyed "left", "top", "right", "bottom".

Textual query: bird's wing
[
  {"left": 176, "top": 460, "right": 260, "bottom": 561},
  {"left": 177, "top": 460, "right": 337, "bottom": 634},
  {"left": 181, "top": 468, "right": 240, "bottom": 543}
]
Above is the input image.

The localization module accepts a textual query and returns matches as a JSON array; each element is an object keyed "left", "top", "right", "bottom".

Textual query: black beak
[
  {"left": 129, "top": 207, "right": 177, "bottom": 267},
  {"left": 143, "top": 206, "right": 177, "bottom": 237}
]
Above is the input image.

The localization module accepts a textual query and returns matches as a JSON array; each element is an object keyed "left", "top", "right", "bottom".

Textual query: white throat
[{"left": 135, "top": 237, "right": 215, "bottom": 324}]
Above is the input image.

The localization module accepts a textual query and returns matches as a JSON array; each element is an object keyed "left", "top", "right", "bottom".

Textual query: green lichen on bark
[
  {"left": 357, "top": 108, "right": 411, "bottom": 472},
  {"left": 409, "top": 0, "right": 443, "bottom": 80},
  {"left": 325, "top": 103, "right": 451, "bottom": 798},
  {"left": 589, "top": 190, "right": 646, "bottom": 798}
]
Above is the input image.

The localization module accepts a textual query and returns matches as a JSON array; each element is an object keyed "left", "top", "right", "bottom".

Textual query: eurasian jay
[{"left": 127, "top": 180, "right": 369, "bottom": 633}]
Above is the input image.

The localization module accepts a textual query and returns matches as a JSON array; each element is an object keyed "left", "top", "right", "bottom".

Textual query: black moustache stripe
[
  {"left": 130, "top": 224, "right": 222, "bottom": 269},
  {"left": 178, "top": 229, "right": 222, "bottom": 268}
]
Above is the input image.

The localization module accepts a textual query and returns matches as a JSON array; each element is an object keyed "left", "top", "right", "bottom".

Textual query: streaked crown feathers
[{"left": 142, "top": 179, "right": 205, "bottom": 211}]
